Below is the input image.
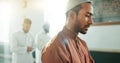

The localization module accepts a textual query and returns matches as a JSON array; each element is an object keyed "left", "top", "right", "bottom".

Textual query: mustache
[{"left": 85, "top": 24, "right": 91, "bottom": 28}]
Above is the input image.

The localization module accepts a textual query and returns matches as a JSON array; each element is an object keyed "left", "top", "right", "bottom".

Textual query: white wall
[
  {"left": 9, "top": 0, "right": 44, "bottom": 39},
  {"left": 79, "top": 25, "right": 120, "bottom": 52},
  {"left": 1, "top": 0, "right": 120, "bottom": 53}
]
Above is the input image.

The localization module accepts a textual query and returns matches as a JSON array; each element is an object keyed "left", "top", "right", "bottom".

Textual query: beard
[
  {"left": 80, "top": 29, "right": 87, "bottom": 34},
  {"left": 75, "top": 17, "right": 91, "bottom": 34},
  {"left": 74, "top": 22, "right": 87, "bottom": 34},
  {"left": 79, "top": 24, "right": 90, "bottom": 34},
  {"left": 24, "top": 30, "right": 29, "bottom": 33},
  {"left": 23, "top": 28, "right": 29, "bottom": 33},
  {"left": 74, "top": 25, "right": 87, "bottom": 34}
]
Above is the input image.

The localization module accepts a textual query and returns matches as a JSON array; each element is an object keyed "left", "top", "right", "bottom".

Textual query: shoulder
[
  {"left": 37, "top": 32, "right": 45, "bottom": 36},
  {"left": 12, "top": 31, "right": 22, "bottom": 36},
  {"left": 36, "top": 32, "right": 47, "bottom": 39},
  {"left": 42, "top": 32, "right": 68, "bottom": 53},
  {"left": 27, "top": 32, "right": 33, "bottom": 36},
  {"left": 42, "top": 33, "right": 71, "bottom": 62}
]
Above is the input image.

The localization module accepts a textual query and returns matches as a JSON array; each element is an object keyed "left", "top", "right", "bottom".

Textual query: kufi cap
[{"left": 66, "top": 0, "right": 91, "bottom": 12}]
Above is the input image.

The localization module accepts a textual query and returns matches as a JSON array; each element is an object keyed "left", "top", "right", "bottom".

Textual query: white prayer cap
[{"left": 66, "top": 0, "right": 91, "bottom": 12}]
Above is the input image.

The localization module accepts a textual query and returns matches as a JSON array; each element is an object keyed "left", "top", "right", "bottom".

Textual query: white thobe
[
  {"left": 35, "top": 31, "right": 50, "bottom": 63},
  {"left": 11, "top": 30, "right": 35, "bottom": 63}
]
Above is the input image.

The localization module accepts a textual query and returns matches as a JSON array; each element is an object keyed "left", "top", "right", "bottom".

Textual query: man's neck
[
  {"left": 23, "top": 29, "right": 28, "bottom": 33},
  {"left": 65, "top": 25, "right": 78, "bottom": 35}
]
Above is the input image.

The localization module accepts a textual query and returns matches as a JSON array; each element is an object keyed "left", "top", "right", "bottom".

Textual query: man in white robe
[
  {"left": 11, "top": 18, "right": 35, "bottom": 63},
  {"left": 35, "top": 22, "right": 50, "bottom": 63}
]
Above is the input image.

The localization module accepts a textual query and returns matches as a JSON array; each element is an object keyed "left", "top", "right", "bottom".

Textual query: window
[
  {"left": 0, "top": 1, "right": 13, "bottom": 42},
  {"left": 44, "top": 0, "right": 68, "bottom": 37}
]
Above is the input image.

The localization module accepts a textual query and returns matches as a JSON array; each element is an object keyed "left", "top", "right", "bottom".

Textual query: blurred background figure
[
  {"left": 10, "top": 18, "right": 35, "bottom": 63},
  {"left": 35, "top": 22, "right": 51, "bottom": 63}
]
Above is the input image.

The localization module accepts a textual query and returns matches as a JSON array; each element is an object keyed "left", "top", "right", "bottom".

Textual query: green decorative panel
[
  {"left": 90, "top": 51, "right": 120, "bottom": 63},
  {"left": 92, "top": 0, "right": 120, "bottom": 22}
]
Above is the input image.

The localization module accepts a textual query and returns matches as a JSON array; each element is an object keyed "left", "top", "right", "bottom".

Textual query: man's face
[
  {"left": 75, "top": 3, "right": 93, "bottom": 34},
  {"left": 23, "top": 23, "right": 31, "bottom": 33}
]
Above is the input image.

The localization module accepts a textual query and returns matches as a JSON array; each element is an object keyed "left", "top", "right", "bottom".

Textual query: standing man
[
  {"left": 36, "top": 22, "right": 50, "bottom": 63},
  {"left": 42, "top": 0, "right": 94, "bottom": 63},
  {"left": 11, "top": 18, "right": 35, "bottom": 63}
]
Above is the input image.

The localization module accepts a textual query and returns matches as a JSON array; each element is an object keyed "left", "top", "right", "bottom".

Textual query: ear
[{"left": 68, "top": 11, "right": 76, "bottom": 19}]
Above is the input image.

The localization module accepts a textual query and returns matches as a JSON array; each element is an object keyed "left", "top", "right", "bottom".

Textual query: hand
[{"left": 27, "top": 46, "right": 32, "bottom": 52}]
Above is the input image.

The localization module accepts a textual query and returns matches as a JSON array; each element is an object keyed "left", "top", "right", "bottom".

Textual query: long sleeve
[
  {"left": 35, "top": 34, "right": 41, "bottom": 50},
  {"left": 41, "top": 38, "right": 70, "bottom": 63},
  {"left": 35, "top": 32, "right": 50, "bottom": 50},
  {"left": 10, "top": 31, "right": 35, "bottom": 63},
  {"left": 30, "top": 34, "right": 36, "bottom": 52},
  {"left": 42, "top": 50, "right": 63, "bottom": 63},
  {"left": 42, "top": 45, "right": 69, "bottom": 63},
  {"left": 41, "top": 27, "right": 94, "bottom": 63},
  {"left": 11, "top": 33, "right": 27, "bottom": 54}
]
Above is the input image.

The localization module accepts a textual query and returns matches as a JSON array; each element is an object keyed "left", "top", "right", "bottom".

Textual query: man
[
  {"left": 11, "top": 18, "right": 35, "bottom": 63},
  {"left": 35, "top": 22, "right": 50, "bottom": 63},
  {"left": 41, "top": 0, "right": 94, "bottom": 63}
]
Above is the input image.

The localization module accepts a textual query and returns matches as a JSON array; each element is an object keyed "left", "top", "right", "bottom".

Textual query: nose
[{"left": 88, "top": 17, "right": 93, "bottom": 25}]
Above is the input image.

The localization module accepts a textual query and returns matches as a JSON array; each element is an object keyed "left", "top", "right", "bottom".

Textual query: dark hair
[{"left": 65, "top": 2, "right": 91, "bottom": 17}]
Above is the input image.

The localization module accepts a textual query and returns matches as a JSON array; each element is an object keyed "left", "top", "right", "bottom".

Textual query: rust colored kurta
[{"left": 42, "top": 27, "right": 94, "bottom": 63}]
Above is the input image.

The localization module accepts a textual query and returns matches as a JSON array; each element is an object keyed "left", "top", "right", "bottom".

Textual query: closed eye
[
  {"left": 85, "top": 15, "right": 90, "bottom": 17},
  {"left": 86, "top": 12, "right": 93, "bottom": 17}
]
